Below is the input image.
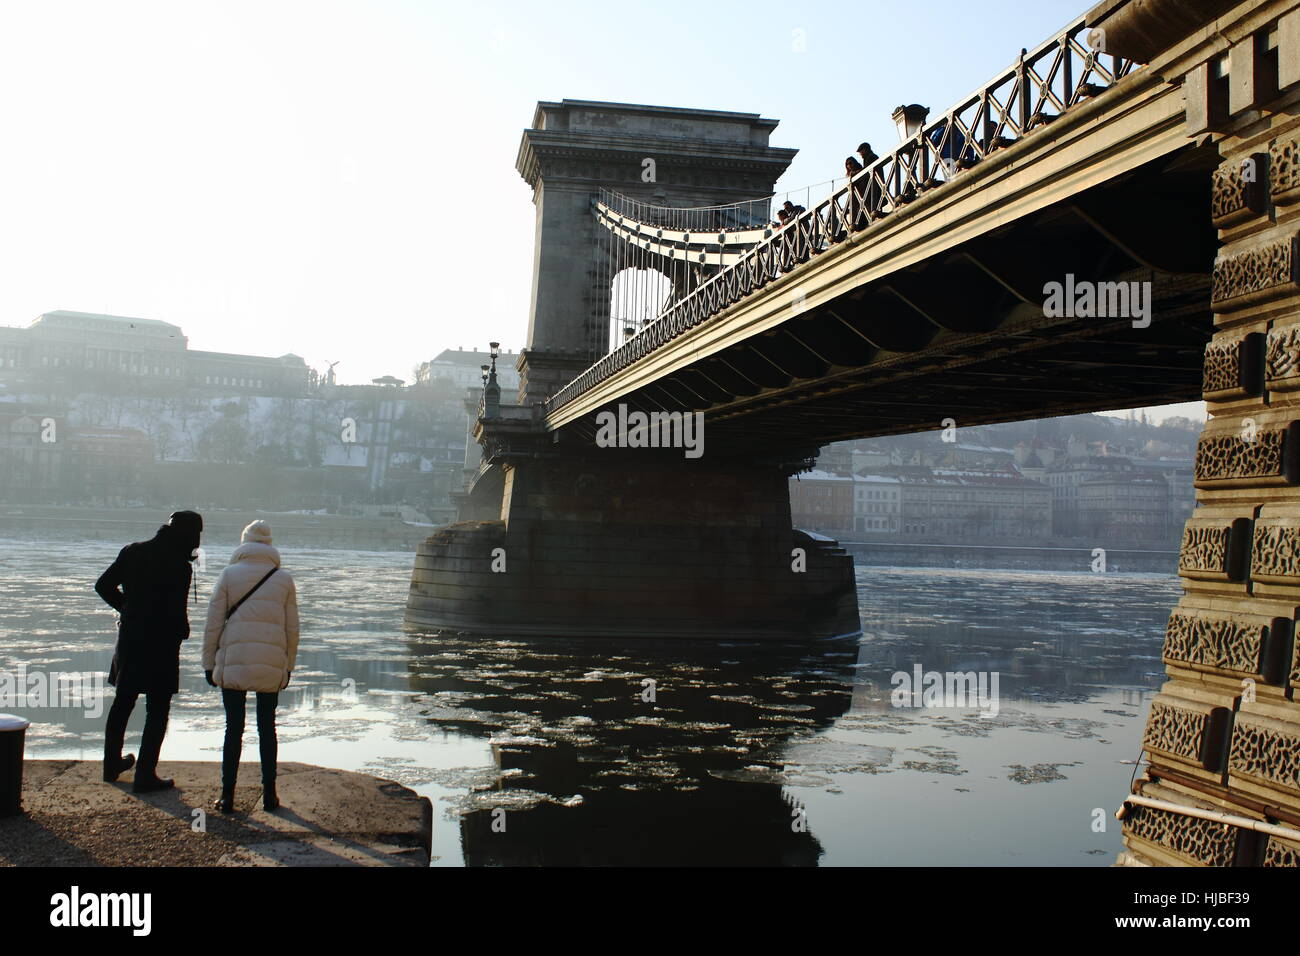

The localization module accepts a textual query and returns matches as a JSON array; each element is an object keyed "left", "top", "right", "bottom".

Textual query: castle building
[{"left": 0, "top": 310, "right": 309, "bottom": 396}]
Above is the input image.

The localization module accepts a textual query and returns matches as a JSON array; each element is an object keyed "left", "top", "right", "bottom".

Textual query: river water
[{"left": 0, "top": 538, "right": 1179, "bottom": 866}]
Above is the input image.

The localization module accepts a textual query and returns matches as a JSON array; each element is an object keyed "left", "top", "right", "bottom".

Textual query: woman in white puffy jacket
[{"left": 202, "top": 520, "right": 299, "bottom": 813}]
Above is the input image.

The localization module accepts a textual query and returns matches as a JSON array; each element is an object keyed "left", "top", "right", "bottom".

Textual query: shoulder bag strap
[{"left": 225, "top": 567, "right": 279, "bottom": 623}]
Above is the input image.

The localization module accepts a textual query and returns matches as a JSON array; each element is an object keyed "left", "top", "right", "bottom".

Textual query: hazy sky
[{"left": 0, "top": 0, "right": 1206, "bottom": 421}]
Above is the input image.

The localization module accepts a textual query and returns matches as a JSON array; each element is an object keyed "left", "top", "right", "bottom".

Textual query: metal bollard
[{"left": 0, "top": 714, "right": 31, "bottom": 817}]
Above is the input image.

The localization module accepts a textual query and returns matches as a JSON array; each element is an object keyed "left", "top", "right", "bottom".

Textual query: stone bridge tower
[
  {"left": 408, "top": 99, "right": 858, "bottom": 642},
  {"left": 513, "top": 100, "right": 797, "bottom": 406}
]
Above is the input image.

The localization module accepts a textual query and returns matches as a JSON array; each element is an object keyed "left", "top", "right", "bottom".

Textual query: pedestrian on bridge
[
  {"left": 842, "top": 156, "right": 866, "bottom": 234},
  {"left": 856, "top": 143, "right": 881, "bottom": 221}
]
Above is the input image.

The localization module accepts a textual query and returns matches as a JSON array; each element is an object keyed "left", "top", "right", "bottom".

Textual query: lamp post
[
  {"left": 483, "top": 345, "right": 501, "bottom": 419},
  {"left": 891, "top": 104, "right": 933, "bottom": 199},
  {"left": 892, "top": 104, "right": 930, "bottom": 141}
]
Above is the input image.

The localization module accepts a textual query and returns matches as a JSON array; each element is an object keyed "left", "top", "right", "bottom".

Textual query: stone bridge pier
[
  {"left": 406, "top": 440, "right": 859, "bottom": 640},
  {"left": 1111, "top": 0, "right": 1300, "bottom": 866},
  {"left": 407, "top": 100, "right": 858, "bottom": 641}
]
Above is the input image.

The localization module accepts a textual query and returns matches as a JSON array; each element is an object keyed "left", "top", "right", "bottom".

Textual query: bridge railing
[{"left": 547, "top": 16, "right": 1134, "bottom": 417}]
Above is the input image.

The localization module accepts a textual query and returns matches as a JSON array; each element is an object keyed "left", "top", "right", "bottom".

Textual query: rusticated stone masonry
[
  {"left": 1264, "top": 833, "right": 1300, "bottom": 864},
  {"left": 1209, "top": 232, "right": 1298, "bottom": 308},
  {"left": 1202, "top": 338, "right": 1242, "bottom": 394},
  {"left": 1267, "top": 325, "right": 1300, "bottom": 383},
  {"left": 1192, "top": 425, "right": 1288, "bottom": 482},
  {"left": 1211, "top": 153, "right": 1267, "bottom": 226},
  {"left": 1120, "top": 0, "right": 1300, "bottom": 867},
  {"left": 1272, "top": 136, "right": 1300, "bottom": 202},
  {"left": 1125, "top": 802, "right": 1239, "bottom": 866},
  {"left": 1176, "top": 523, "right": 1232, "bottom": 574},
  {"left": 1162, "top": 609, "right": 1269, "bottom": 675},
  {"left": 1143, "top": 699, "right": 1216, "bottom": 766}
]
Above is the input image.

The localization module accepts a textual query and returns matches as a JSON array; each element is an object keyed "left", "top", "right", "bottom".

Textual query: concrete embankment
[
  {"left": 0, "top": 506, "right": 432, "bottom": 551},
  {"left": 0, "top": 760, "right": 433, "bottom": 867}
]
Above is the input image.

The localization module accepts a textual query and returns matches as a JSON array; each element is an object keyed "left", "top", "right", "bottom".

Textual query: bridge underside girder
[{"left": 556, "top": 144, "right": 1217, "bottom": 456}]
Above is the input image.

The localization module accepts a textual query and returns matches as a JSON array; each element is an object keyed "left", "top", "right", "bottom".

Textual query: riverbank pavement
[{"left": 0, "top": 760, "right": 433, "bottom": 866}]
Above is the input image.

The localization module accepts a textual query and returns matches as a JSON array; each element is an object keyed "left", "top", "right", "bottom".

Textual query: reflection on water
[
  {"left": 406, "top": 633, "right": 856, "bottom": 865},
  {"left": 2, "top": 539, "right": 1178, "bottom": 866}
]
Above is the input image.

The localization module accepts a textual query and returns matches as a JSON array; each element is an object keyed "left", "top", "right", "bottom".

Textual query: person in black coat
[
  {"left": 856, "top": 143, "right": 881, "bottom": 221},
  {"left": 95, "top": 510, "right": 203, "bottom": 792}
]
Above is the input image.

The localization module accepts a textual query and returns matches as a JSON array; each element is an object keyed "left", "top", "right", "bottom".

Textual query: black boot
[
  {"left": 256, "top": 692, "right": 279, "bottom": 812},
  {"left": 213, "top": 787, "right": 235, "bottom": 813},
  {"left": 102, "top": 753, "right": 135, "bottom": 782},
  {"left": 103, "top": 691, "right": 136, "bottom": 783},
  {"left": 133, "top": 774, "right": 174, "bottom": 793}
]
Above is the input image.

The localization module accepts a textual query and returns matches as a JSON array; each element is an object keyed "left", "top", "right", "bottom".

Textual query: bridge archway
[{"left": 607, "top": 266, "right": 673, "bottom": 351}]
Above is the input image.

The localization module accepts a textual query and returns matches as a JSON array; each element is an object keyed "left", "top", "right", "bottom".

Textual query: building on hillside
[
  {"left": 1013, "top": 440, "right": 1059, "bottom": 482},
  {"left": 0, "top": 413, "right": 152, "bottom": 505},
  {"left": 854, "top": 474, "right": 902, "bottom": 534},
  {"left": 418, "top": 347, "right": 521, "bottom": 393},
  {"left": 937, "top": 441, "right": 1016, "bottom": 468},
  {"left": 1077, "top": 472, "right": 1170, "bottom": 544},
  {"left": 0, "top": 413, "right": 61, "bottom": 500},
  {"left": 188, "top": 350, "right": 309, "bottom": 395},
  {"left": 1044, "top": 450, "right": 1185, "bottom": 542},
  {"left": 815, "top": 444, "right": 854, "bottom": 476},
  {"left": 0, "top": 314, "right": 528, "bottom": 519},
  {"left": 415, "top": 348, "right": 522, "bottom": 501},
  {"left": 1130, "top": 457, "right": 1196, "bottom": 532},
  {"left": 62, "top": 426, "right": 154, "bottom": 504},
  {"left": 892, "top": 466, "right": 1051, "bottom": 541},
  {"left": 0, "top": 310, "right": 187, "bottom": 382},
  {"left": 0, "top": 310, "right": 309, "bottom": 396},
  {"left": 851, "top": 447, "right": 896, "bottom": 474},
  {"left": 794, "top": 463, "right": 1051, "bottom": 541}
]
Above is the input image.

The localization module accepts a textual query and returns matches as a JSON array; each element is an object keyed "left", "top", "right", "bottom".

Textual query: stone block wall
[{"left": 1121, "top": 2, "right": 1300, "bottom": 865}]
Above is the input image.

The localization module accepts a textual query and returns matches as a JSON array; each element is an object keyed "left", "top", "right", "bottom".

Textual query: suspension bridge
[
  {"left": 408, "top": 0, "right": 1300, "bottom": 867},
  {"left": 541, "top": 24, "right": 1212, "bottom": 454}
]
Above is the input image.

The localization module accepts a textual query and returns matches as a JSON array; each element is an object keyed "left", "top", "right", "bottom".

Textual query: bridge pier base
[{"left": 405, "top": 454, "right": 860, "bottom": 641}]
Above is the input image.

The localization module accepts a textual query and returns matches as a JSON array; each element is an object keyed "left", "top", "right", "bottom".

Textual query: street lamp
[{"left": 892, "top": 104, "right": 930, "bottom": 141}]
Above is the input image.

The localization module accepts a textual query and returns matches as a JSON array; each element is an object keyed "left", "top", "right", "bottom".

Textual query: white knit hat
[{"left": 241, "top": 520, "right": 273, "bottom": 545}]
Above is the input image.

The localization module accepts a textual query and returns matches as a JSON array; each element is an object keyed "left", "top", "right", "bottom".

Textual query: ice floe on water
[
  {"left": 1006, "top": 762, "right": 1081, "bottom": 785},
  {"left": 9, "top": 541, "right": 1177, "bottom": 865}
]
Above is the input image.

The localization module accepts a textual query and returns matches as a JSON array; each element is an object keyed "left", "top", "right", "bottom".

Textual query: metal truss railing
[{"left": 547, "top": 15, "right": 1134, "bottom": 416}]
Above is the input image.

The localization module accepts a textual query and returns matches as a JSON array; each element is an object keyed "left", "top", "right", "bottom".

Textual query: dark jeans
[
  {"left": 105, "top": 690, "right": 171, "bottom": 779},
  {"left": 221, "top": 688, "right": 279, "bottom": 792}
]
